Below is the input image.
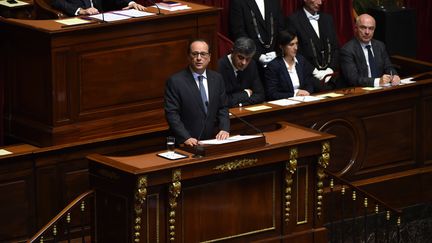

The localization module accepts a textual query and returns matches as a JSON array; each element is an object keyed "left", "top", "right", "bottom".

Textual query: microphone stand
[
  {"left": 230, "top": 111, "right": 265, "bottom": 139},
  {"left": 147, "top": 0, "right": 163, "bottom": 15}
]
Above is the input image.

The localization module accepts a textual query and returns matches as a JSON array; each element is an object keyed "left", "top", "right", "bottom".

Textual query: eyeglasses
[{"left": 190, "top": 52, "right": 210, "bottom": 58}]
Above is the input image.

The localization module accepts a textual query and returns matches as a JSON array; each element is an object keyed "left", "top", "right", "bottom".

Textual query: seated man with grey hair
[{"left": 217, "top": 37, "right": 265, "bottom": 108}]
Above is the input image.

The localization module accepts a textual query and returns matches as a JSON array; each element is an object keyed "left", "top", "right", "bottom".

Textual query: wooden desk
[
  {"left": 223, "top": 73, "right": 432, "bottom": 211},
  {"left": 230, "top": 74, "right": 432, "bottom": 184},
  {"left": 88, "top": 123, "right": 334, "bottom": 242},
  {"left": 0, "top": 1, "right": 219, "bottom": 146},
  {"left": 0, "top": 0, "right": 32, "bottom": 19}
]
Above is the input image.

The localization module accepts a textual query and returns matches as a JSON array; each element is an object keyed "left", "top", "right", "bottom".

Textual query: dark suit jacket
[
  {"left": 286, "top": 10, "right": 340, "bottom": 71},
  {"left": 264, "top": 55, "right": 316, "bottom": 100},
  {"left": 53, "top": 0, "right": 130, "bottom": 16},
  {"left": 164, "top": 68, "right": 230, "bottom": 144},
  {"left": 217, "top": 56, "right": 265, "bottom": 107},
  {"left": 340, "top": 38, "right": 397, "bottom": 87},
  {"left": 229, "top": 0, "right": 285, "bottom": 59}
]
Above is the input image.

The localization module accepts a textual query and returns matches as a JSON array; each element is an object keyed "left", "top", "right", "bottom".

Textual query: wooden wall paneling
[
  {"left": 181, "top": 167, "right": 280, "bottom": 242},
  {"left": 421, "top": 86, "right": 432, "bottom": 165},
  {"left": 2, "top": 4, "right": 220, "bottom": 146},
  {"left": 0, "top": 153, "right": 35, "bottom": 242}
]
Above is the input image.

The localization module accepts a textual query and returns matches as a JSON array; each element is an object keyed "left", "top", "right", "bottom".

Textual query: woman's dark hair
[
  {"left": 278, "top": 30, "right": 297, "bottom": 47},
  {"left": 276, "top": 30, "right": 297, "bottom": 56}
]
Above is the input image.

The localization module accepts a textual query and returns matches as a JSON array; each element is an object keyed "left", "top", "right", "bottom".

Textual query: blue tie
[
  {"left": 198, "top": 75, "right": 208, "bottom": 113},
  {"left": 366, "top": 45, "right": 378, "bottom": 78}
]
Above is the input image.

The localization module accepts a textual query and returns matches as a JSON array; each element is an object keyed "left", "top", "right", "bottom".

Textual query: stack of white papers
[
  {"left": 90, "top": 13, "right": 132, "bottom": 22},
  {"left": 400, "top": 77, "right": 416, "bottom": 85},
  {"left": 153, "top": 3, "right": 190, "bottom": 11},
  {"left": 112, "top": 9, "right": 155, "bottom": 17},
  {"left": 199, "top": 135, "right": 262, "bottom": 145},
  {"left": 267, "top": 99, "right": 301, "bottom": 106},
  {"left": 289, "top": 96, "right": 324, "bottom": 102}
]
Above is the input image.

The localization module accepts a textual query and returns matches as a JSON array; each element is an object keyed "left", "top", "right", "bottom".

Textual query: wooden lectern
[
  {"left": 180, "top": 134, "right": 266, "bottom": 157},
  {"left": 88, "top": 122, "right": 334, "bottom": 242}
]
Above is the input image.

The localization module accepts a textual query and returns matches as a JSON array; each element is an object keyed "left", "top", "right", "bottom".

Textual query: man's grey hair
[{"left": 232, "top": 37, "right": 256, "bottom": 56}]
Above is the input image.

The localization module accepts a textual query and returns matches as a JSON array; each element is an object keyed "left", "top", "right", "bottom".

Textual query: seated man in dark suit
[
  {"left": 53, "top": 0, "right": 145, "bottom": 16},
  {"left": 286, "top": 0, "right": 340, "bottom": 91},
  {"left": 164, "top": 39, "right": 230, "bottom": 147},
  {"left": 217, "top": 37, "right": 265, "bottom": 108},
  {"left": 340, "top": 14, "right": 400, "bottom": 87}
]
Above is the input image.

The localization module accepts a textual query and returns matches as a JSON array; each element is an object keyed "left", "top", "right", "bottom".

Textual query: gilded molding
[
  {"left": 134, "top": 175, "right": 148, "bottom": 243},
  {"left": 316, "top": 141, "right": 330, "bottom": 218},
  {"left": 284, "top": 147, "right": 298, "bottom": 222},
  {"left": 318, "top": 141, "right": 330, "bottom": 169},
  {"left": 169, "top": 169, "right": 181, "bottom": 241},
  {"left": 213, "top": 158, "right": 258, "bottom": 171}
]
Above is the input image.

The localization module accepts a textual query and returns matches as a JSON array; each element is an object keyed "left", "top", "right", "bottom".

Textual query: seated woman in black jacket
[{"left": 264, "top": 30, "right": 317, "bottom": 100}]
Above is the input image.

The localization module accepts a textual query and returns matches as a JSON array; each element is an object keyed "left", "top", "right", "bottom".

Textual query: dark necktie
[
  {"left": 236, "top": 70, "right": 243, "bottom": 81},
  {"left": 366, "top": 45, "right": 378, "bottom": 78},
  {"left": 198, "top": 75, "right": 208, "bottom": 113}
]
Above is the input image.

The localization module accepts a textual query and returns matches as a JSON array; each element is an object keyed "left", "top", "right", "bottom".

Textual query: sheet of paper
[
  {"left": 315, "top": 92, "right": 344, "bottom": 98},
  {"left": 152, "top": 4, "right": 190, "bottom": 11},
  {"left": 112, "top": 9, "right": 155, "bottom": 17},
  {"left": 245, "top": 105, "right": 272, "bottom": 111},
  {"left": 55, "top": 18, "right": 91, "bottom": 26},
  {"left": 0, "top": 0, "right": 29, "bottom": 7},
  {"left": 362, "top": 87, "right": 383, "bottom": 91},
  {"left": 90, "top": 13, "right": 131, "bottom": 22},
  {"left": 289, "top": 96, "right": 324, "bottom": 102},
  {"left": 199, "top": 135, "right": 262, "bottom": 145},
  {"left": 0, "top": 149, "right": 12, "bottom": 156},
  {"left": 400, "top": 77, "right": 416, "bottom": 85},
  {"left": 267, "top": 99, "right": 300, "bottom": 106},
  {"left": 157, "top": 151, "right": 187, "bottom": 160}
]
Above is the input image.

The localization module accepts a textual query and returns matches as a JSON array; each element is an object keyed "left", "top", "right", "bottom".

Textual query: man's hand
[
  {"left": 379, "top": 74, "right": 392, "bottom": 86},
  {"left": 390, "top": 75, "right": 401, "bottom": 85},
  {"left": 79, "top": 7, "right": 99, "bottom": 15},
  {"left": 296, "top": 89, "right": 310, "bottom": 96},
  {"left": 123, "top": 2, "right": 146, "bottom": 11},
  {"left": 184, "top": 138, "right": 198, "bottom": 147},
  {"left": 215, "top": 130, "right": 229, "bottom": 140}
]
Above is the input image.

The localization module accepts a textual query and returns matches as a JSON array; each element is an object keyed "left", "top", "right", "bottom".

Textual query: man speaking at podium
[{"left": 164, "top": 39, "right": 230, "bottom": 147}]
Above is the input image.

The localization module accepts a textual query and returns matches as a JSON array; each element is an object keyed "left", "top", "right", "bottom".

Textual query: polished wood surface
[
  {"left": 1, "top": 1, "right": 220, "bottom": 146},
  {"left": 88, "top": 122, "right": 334, "bottom": 242}
]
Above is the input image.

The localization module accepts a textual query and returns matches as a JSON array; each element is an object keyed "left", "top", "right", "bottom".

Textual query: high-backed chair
[
  {"left": 217, "top": 32, "right": 233, "bottom": 60},
  {"left": 33, "top": 0, "right": 66, "bottom": 19}
]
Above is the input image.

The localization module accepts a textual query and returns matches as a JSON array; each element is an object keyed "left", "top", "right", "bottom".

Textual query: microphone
[
  {"left": 147, "top": 0, "right": 163, "bottom": 15},
  {"left": 230, "top": 111, "right": 265, "bottom": 138}
]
